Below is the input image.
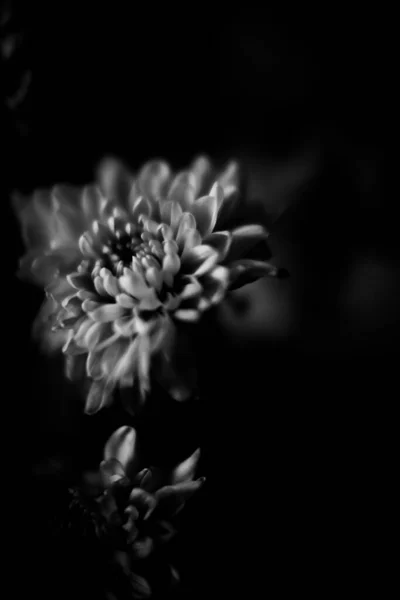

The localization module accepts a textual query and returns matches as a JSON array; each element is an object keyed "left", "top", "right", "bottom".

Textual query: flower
[
  {"left": 14, "top": 155, "right": 278, "bottom": 412},
  {"left": 95, "top": 426, "right": 204, "bottom": 593}
]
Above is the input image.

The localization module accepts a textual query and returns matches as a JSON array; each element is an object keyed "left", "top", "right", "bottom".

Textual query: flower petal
[
  {"left": 191, "top": 194, "right": 218, "bottom": 237},
  {"left": 181, "top": 245, "right": 219, "bottom": 277},
  {"left": 131, "top": 536, "right": 154, "bottom": 559},
  {"left": 229, "top": 259, "right": 278, "bottom": 290},
  {"left": 160, "top": 200, "right": 182, "bottom": 233},
  {"left": 88, "top": 303, "right": 126, "bottom": 322},
  {"left": 226, "top": 224, "right": 269, "bottom": 262},
  {"left": 129, "top": 488, "right": 157, "bottom": 520},
  {"left": 174, "top": 309, "right": 200, "bottom": 322},
  {"left": 172, "top": 448, "right": 201, "bottom": 484},
  {"left": 154, "top": 479, "right": 205, "bottom": 517},
  {"left": 100, "top": 458, "right": 127, "bottom": 487},
  {"left": 85, "top": 379, "right": 114, "bottom": 414},
  {"left": 190, "top": 155, "right": 212, "bottom": 195},
  {"left": 167, "top": 172, "right": 196, "bottom": 212},
  {"left": 116, "top": 293, "right": 135, "bottom": 309},
  {"left": 202, "top": 231, "right": 232, "bottom": 259},
  {"left": 209, "top": 181, "right": 225, "bottom": 211},
  {"left": 138, "top": 160, "right": 171, "bottom": 198},
  {"left": 119, "top": 269, "right": 149, "bottom": 299},
  {"left": 131, "top": 195, "right": 152, "bottom": 222},
  {"left": 100, "top": 268, "right": 120, "bottom": 297},
  {"left": 104, "top": 426, "right": 139, "bottom": 477},
  {"left": 175, "top": 212, "right": 197, "bottom": 250}
]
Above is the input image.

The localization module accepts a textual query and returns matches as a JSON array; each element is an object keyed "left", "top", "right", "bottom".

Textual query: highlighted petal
[
  {"left": 101, "top": 269, "right": 120, "bottom": 297},
  {"left": 191, "top": 194, "right": 218, "bottom": 237},
  {"left": 160, "top": 200, "right": 182, "bottom": 232},
  {"left": 209, "top": 181, "right": 224, "bottom": 210},
  {"left": 171, "top": 448, "right": 201, "bottom": 483},
  {"left": 104, "top": 425, "right": 138, "bottom": 476},
  {"left": 116, "top": 293, "right": 135, "bottom": 309},
  {"left": 113, "top": 316, "right": 137, "bottom": 337},
  {"left": 84, "top": 321, "right": 105, "bottom": 349},
  {"left": 174, "top": 309, "right": 200, "bottom": 322},
  {"left": 181, "top": 245, "right": 219, "bottom": 276},
  {"left": 229, "top": 259, "right": 278, "bottom": 290},
  {"left": 85, "top": 380, "right": 114, "bottom": 414},
  {"left": 167, "top": 174, "right": 196, "bottom": 212},
  {"left": 88, "top": 303, "right": 126, "bottom": 322},
  {"left": 78, "top": 233, "right": 96, "bottom": 258},
  {"left": 132, "top": 195, "right": 152, "bottom": 222},
  {"left": 176, "top": 212, "right": 197, "bottom": 250},
  {"left": 145, "top": 266, "right": 163, "bottom": 291},
  {"left": 179, "top": 277, "right": 202, "bottom": 300},
  {"left": 119, "top": 269, "right": 149, "bottom": 298},
  {"left": 226, "top": 224, "right": 269, "bottom": 262},
  {"left": 190, "top": 155, "right": 212, "bottom": 194}
]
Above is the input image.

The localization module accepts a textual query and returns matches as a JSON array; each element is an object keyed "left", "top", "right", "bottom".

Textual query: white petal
[
  {"left": 104, "top": 426, "right": 138, "bottom": 475},
  {"left": 89, "top": 304, "right": 126, "bottom": 322},
  {"left": 191, "top": 195, "right": 218, "bottom": 237},
  {"left": 171, "top": 448, "right": 201, "bottom": 484},
  {"left": 119, "top": 269, "right": 149, "bottom": 298},
  {"left": 174, "top": 309, "right": 200, "bottom": 322},
  {"left": 209, "top": 182, "right": 224, "bottom": 210}
]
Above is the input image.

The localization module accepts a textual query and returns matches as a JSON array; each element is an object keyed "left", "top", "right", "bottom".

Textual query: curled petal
[
  {"left": 104, "top": 426, "right": 139, "bottom": 477},
  {"left": 229, "top": 259, "right": 278, "bottom": 290}
]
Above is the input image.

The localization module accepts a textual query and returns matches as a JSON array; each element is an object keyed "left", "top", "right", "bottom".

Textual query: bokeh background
[{"left": 4, "top": 3, "right": 395, "bottom": 598}]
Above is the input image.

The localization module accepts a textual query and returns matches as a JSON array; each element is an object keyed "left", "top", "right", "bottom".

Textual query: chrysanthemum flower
[
  {"left": 97, "top": 426, "right": 203, "bottom": 567},
  {"left": 14, "top": 156, "right": 278, "bottom": 412}
]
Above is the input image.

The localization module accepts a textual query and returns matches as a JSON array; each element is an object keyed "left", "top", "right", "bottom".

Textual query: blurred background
[{"left": 3, "top": 2, "right": 395, "bottom": 598}]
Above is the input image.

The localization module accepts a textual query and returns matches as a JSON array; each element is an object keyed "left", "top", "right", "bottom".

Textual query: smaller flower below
[{"left": 96, "top": 426, "right": 204, "bottom": 568}]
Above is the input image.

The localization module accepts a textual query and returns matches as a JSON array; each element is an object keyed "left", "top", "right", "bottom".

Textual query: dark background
[{"left": 3, "top": 3, "right": 395, "bottom": 598}]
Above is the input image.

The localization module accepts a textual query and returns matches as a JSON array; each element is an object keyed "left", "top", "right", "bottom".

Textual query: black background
[{"left": 4, "top": 3, "right": 395, "bottom": 598}]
